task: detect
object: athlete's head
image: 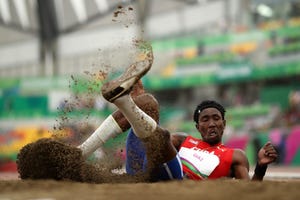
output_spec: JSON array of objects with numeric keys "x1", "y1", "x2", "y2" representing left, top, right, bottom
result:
[
  {"x1": 193, "y1": 100, "x2": 226, "y2": 122},
  {"x1": 193, "y1": 100, "x2": 226, "y2": 145}
]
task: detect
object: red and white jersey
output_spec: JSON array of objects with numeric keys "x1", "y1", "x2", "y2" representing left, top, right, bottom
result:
[{"x1": 178, "y1": 135, "x2": 234, "y2": 180}]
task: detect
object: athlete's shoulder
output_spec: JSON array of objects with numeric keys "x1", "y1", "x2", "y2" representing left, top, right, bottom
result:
[
  {"x1": 171, "y1": 132, "x2": 189, "y2": 151},
  {"x1": 185, "y1": 135, "x2": 201, "y2": 143},
  {"x1": 180, "y1": 135, "x2": 203, "y2": 148}
]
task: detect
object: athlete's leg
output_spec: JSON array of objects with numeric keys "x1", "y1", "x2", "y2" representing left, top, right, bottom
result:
[
  {"x1": 78, "y1": 92, "x2": 157, "y2": 161},
  {"x1": 124, "y1": 93, "x2": 159, "y2": 175},
  {"x1": 101, "y1": 60, "x2": 182, "y2": 181},
  {"x1": 78, "y1": 42, "x2": 155, "y2": 160},
  {"x1": 78, "y1": 82, "x2": 148, "y2": 158},
  {"x1": 78, "y1": 113, "x2": 123, "y2": 158},
  {"x1": 109, "y1": 93, "x2": 182, "y2": 181}
]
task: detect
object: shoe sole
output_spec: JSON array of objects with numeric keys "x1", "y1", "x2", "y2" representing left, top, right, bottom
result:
[{"x1": 102, "y1": 58, "x2": 152, "y2": 102}]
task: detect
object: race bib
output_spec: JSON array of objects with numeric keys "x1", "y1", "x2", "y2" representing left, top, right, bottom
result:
[{"x1": 179, "y1": 147, "x2": 220, "y2": 178}]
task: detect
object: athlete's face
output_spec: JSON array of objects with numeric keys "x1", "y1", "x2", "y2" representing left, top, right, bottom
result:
[{"x1": 195, "y1": 107, "x2": 226, "y2": 145}]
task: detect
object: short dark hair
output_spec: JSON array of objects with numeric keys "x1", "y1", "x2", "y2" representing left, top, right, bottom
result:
[{"x1": 193, "y1": 100, "x2": 226, "y2": 123}]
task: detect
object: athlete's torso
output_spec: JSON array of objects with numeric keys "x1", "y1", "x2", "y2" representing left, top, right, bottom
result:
[{"x1": 178, "y1": 135, "x2": 234, "y2": 180}]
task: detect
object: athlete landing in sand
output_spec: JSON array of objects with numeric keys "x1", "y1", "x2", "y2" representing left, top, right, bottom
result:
[
  {"x1": 95, "y1": 42, "x2": 278, "y2": 181},
  {"x1": 98, "y1": 70, "x2": 277, "y2": 181},
  {"x1": 17, "y1": 42, "x2": 277, "y2": 182},
  {"x1": 89, "y1": 44, "x2": 277, "y2": 181}
]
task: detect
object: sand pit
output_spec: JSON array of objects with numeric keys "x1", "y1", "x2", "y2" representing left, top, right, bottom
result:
[
  {"x1": 1, "y1": 167, "x2": 300, "y2": 200},
  {"x1": 1, "y1": 178, "x2": 300, "y2": 200}
]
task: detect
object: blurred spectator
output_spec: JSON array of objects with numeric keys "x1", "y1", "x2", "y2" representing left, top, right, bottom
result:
[{"x1": 284, "y1": 91, "x2": 300, "y2": 126}]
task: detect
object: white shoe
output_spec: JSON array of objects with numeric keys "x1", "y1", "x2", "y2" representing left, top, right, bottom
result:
[{"x1": 101, "y1": 45, "x2": 153, "y2": 102}]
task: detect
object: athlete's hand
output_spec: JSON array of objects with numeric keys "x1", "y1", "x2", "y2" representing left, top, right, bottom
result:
[{"x1": 257, "y1": 141, "x2": 278, "y2": 166}]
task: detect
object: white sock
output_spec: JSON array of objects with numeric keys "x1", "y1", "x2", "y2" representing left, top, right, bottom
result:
[
  {"x1": 113, "y1": 95, "x2": 157, "y2": 138},
  {"x1": 78, "y1": 115, "x2": 122, "y2": 158}
]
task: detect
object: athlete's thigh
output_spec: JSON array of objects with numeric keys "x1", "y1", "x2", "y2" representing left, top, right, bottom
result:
[{"x1": 125, "y1": 129, "x2": 146, "y2": 175}]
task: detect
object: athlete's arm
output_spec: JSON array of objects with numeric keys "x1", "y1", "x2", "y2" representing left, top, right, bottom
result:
[
  {"x1": 231, "y1": 149, "x2": 251, "y2": 180},
  {"x1": 252, "y1": 141, "x2": 278, "y2": 181},
  {"x1": 171, "y1": 133, "x2": 188, "y2": 151}
]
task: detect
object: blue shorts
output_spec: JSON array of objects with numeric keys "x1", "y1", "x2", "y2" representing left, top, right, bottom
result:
[{"x1": 125, "y1": 129, "x2": 183, "y2": 181}]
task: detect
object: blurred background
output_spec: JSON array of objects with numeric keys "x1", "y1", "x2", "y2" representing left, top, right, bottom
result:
[{"x1": 0, "y1": 0, "x2": 300, "y2": 176}]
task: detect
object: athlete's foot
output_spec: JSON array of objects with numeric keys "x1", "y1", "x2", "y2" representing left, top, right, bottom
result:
[{"x1": 101, "y1": 45, "x2": 153, "y2": 102}]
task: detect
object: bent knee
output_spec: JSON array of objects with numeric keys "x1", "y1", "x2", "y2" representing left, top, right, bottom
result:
[
  {"x1": 155, "y1": 127, "x2": 171, "y2": 143},
  {"x1": 134, "y1": 93, "x2": 159, "y2": 122}
]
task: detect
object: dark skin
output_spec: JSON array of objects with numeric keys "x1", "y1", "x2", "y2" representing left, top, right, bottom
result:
[{"x1": 171, "y1": 107, "x2": 278, "y2": 180}]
